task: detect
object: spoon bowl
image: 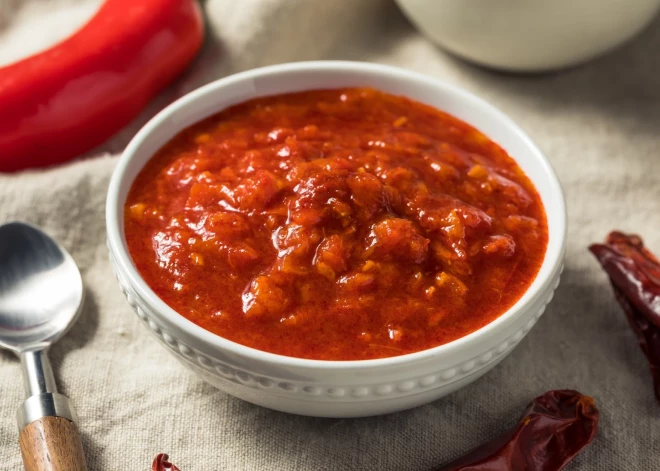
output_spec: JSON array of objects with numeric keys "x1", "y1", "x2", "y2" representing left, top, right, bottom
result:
[{"x1": 0, "y1": 222, "x2": 83, "y2": 353}]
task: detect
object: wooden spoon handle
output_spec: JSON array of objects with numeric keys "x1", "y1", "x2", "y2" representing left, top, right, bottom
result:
[{"x1": 19, "y1": 416, "x2": 87, "y2": 471}]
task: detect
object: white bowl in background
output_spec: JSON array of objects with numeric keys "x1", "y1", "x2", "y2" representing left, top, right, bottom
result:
[
  {"x1": 106, "y1": 61, "x2": 566, "y2": 417},
  {"x1": 395, "y1": 0, "x2": 660, "y2": 72}
]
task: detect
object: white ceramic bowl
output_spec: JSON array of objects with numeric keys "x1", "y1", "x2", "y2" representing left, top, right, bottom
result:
[
  {"x1": 395, "y1": 0, "x2": 660, "y2": 72},
  {"x1": 106, "y1": 61, "x2": 566, "y2": 418}
]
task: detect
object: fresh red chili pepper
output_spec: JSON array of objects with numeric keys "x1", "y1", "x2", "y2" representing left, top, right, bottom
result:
[
  {"x1": 0, "y1": 0, "x2": 204, "y2": 173},
  {"x1": 436, "y1": 390, "x2": 599, "y2": 471},
  {"x1": 590, "y1": 231, "x2": 660, "y2": 404},
  {"x1": 153, "y1": 453, "x2": 181, "y2": 471}
]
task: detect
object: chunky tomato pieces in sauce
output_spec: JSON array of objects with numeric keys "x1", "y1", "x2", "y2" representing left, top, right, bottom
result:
[{"x1": 125, "y1": 88, "x2": 548, "y2": 360}]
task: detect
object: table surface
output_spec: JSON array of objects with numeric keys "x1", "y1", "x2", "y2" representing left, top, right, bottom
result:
[{"x1": 1, "y1": 1, "x2": 659, "y2": 469}]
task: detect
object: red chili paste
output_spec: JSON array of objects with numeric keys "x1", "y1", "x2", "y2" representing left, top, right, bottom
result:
[{"x1": 125, "y1": 88, "x2": 548, "y2": 360}]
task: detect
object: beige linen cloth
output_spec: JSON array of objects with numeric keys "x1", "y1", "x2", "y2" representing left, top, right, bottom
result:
[{"x1": 1, "y1": 1, "x2": 660, "y2": 469}]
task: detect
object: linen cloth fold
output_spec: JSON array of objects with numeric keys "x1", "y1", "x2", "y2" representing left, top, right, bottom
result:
[{"x1": 1, "y1": 1, "x2": 659, "y2": 469}]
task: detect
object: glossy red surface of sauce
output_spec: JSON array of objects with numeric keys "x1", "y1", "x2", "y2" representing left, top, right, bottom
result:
[{"x1": 125, "y1": 88, "x2": 548, "y2": 360}]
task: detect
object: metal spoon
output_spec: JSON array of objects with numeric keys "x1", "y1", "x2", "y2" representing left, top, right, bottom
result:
[{"x1": 0, "y1": 222, "x2": 87, "y2": 471}]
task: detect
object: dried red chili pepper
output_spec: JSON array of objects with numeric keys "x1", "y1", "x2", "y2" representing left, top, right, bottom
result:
[
  {"x1": 0, "y1": 0, "x2": 204, "y2": 172},
  {"x1": 436, "y1": 390, "x2": 599, "y2": 471},
  {"x1": 590, "y1": 231, "x2": 660, "y2": 403},
  {"x1": 153, "y1": 453, "x2": 181, "y2": 471}
]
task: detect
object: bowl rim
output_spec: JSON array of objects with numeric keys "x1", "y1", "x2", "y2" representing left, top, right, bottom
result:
[{"x1": 106, "y1": 60, "x2": 566, "y2": 371}]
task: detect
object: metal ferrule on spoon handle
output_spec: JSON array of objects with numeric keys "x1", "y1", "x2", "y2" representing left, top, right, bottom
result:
[{"x1": 16, "y1": 349, "x2": 78, "y2": 431}]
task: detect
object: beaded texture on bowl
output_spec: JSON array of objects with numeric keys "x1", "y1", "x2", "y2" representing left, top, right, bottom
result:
[{"x1": 110, "y1": 246, "x2": 561, "y2": 402}]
